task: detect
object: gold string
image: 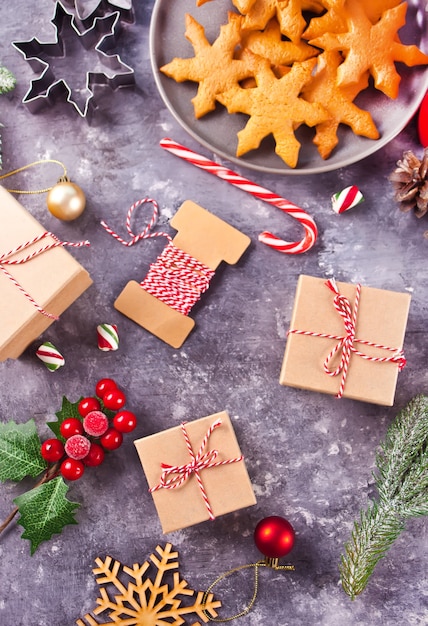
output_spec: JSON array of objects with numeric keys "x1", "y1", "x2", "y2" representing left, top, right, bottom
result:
[
  {"x1": 202, "y1": 559, "x2": 295, "y2": 622},
  {"x1": 0, "y1": 159, "x2": 68, "y2": 194}
]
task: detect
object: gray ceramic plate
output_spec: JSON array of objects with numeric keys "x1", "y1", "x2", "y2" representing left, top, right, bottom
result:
[{"x1": 150, "y1": 0, "x2": 428, "y2": 175}]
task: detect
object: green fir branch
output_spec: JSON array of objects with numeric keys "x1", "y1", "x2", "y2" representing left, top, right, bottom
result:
[
  {"x1": 0, "y1": 65, "x2": 16, "y2": 169},
  {"x1": 376, "y1": 395, "x2": 428, "y2": 507},
  {"x1": 339, "y1": 395, "x2": 428, "y2": 599},
  {"x1": 0, "y1": 66, "x2": 16, "y2": 94}
]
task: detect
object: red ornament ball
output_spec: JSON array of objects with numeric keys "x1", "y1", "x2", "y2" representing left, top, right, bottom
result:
[
  {"x1": 418, "y1": 91, "x2": 428, "y2": 147},
  {"x1": 254, "y1": 516, "x2": 295, "y2": 558}
]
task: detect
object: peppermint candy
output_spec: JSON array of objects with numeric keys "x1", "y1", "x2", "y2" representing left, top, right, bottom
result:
[
  {"x1": 331, "y1": 185, "x2": 364, "y2": 214},
  {"x1": 97, "y1": 323, "x2": 119, "y2": 351},
  {"x1": 36, "y1": 341, "x2": 65, "y2": 371}
]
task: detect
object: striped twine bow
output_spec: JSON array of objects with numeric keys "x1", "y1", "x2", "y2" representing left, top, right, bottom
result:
[
  {"x1": 150, "y1": 419, "x2": 244, "y2": 520},
  {"x1": 100, "y1": 197, "x2": 215, "y2": 316},
  {"x1": 0, "y1": 231, "x2": 90, "y2": 319},
  {"x1": 288, "y1": 278, "x2": 406, "y2": 399},
  {"x1": 100, "y1": 197, "x2": 169, "y2": 246}
]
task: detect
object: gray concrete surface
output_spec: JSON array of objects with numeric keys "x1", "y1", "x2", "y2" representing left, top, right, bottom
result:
[{"x1": 0, "y1": 2, "x2": 427, "y2": 625}]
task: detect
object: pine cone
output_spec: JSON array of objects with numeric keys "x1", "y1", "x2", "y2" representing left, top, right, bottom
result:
[{"x1": 389, "y1": 147, "x2": 428, "y2": 217}]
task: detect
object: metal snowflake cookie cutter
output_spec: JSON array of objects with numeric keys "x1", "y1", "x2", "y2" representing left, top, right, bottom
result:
[
  {"x1": 12, "y1": 1, "x2": 135, "y2": 119},
  {"x1": 60, "y1": 0, "x2": 134, "y2": 26}
]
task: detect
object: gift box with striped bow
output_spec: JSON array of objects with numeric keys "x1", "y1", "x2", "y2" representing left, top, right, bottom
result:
[
  {"x1": 280, "y1": 275, "x2": 411, "y2": 406},
  {"x1": 134, "y1": 411, "x2": 257, "y2": 533},
  {"x1": 0, "y1": 187, "x2": 92, "y2": 360}
]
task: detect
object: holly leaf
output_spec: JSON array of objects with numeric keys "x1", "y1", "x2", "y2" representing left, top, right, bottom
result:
[
  {"x1": 47, "y1": 395, "x2": 83, "y2": 440},
  {"x1": 0, "y1": 420, "x2": 47, "y2": 482},
  {"x1": 14, "y1": 476, "x2": 80, "y2": 554}
]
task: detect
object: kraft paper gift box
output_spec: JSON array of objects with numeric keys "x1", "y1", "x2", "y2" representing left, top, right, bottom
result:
[
  {"x1": 279, "y1": 275, "x2": 411, "y2": 406},
  {"x1": 0, "y1": 186, "x2": 92, "y2": 361},
  {"x1": 134, "y1": 411, "x2": 257, "y2": 533}
]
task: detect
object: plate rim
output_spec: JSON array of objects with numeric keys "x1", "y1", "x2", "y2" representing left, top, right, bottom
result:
[{"x1": 149, "y1": 0, "x2": 428, "y2": 176}]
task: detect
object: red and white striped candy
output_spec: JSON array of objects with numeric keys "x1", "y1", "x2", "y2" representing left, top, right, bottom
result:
[
  {"x1": 331, "y1": 185, "x2": 364, "y2": 214},
  {"x1": 97, "y1": 323, "x2": 119, "y2": 351},
  {"x1": 159, "y1": 138, "x2": 318, "y2": 255},
  {"x1": 36, "y1": 341, "x2": 65, "y2": 371}
]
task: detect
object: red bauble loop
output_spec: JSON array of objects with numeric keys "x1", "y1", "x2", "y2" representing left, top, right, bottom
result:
[{"x1": 254, "y1": 516, "x2": 295, "y2": 558}]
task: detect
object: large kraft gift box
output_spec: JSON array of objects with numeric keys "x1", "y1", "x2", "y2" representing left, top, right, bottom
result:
[
  {"x1": 280, "y1": 275, "x2": 411, "y2": 406},
  {"x1": 0, "y1": 186, "x2": 92, "y2": 361},
  {"x1": 134, "y1": 411, "x2": 257, "y2": 533}
]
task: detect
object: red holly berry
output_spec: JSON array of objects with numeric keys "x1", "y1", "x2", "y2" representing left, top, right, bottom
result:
[
  {"x1": 83, "y1": 443, "x2": 105, "y2": 467},
  {"x1": 95, "y1": 378, "x2": 117, "y2": 398},
  {"x1": 113, "y1": 410, "x2": 137, "y2": 433},
  {"x1": 83, "y1": 410, "x2": 109, "y2": 437},
  {"x1": 64, "y1": 434, "x2": 91, "y2": 460},
  {"x1": 60, "y1": 417, "x2": 84, "y2": 439},
  {"x1": 78, "y1": 396, "x2": 101, "y2": 417},
  {"x1": 100, "y1": 427, "x2": 123, "y2": 451},
  {"x1": 41, "y1": 438, "x2": 65, "y2": 463},
  {"x1": 60, "y1": 458, "x2": 85, "y2": 481},
  {"x1": 103, "y1": 388, "x2": 126, "y2": 411}
]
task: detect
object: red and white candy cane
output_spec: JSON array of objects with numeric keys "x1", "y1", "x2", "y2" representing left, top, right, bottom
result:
[{"x1": 160, "y1": 137, "x2": 317, "y2": 255}]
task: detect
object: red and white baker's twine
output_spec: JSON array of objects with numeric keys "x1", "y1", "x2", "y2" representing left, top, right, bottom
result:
[
  {"x1": 288, "y1": 279, "x2": 406, "y2": 399},
  {"x1": 160, "y1": 137, "x2": 317, "y2": 255},
  {"x1": 0, "y1": 231, "x2": 90, "y2": 319},
  {"x1": 150, "y1": 419, "x2": 244, "y2": 520},
  {"x1": 100, "y1": 198, "x2": 215, "y2": 316}
]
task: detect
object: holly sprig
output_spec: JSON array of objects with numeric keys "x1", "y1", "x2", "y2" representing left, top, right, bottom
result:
[
  {"x1": 0, "y1": 403, "x2": 82, "y2": 554},
  {"x1": 0, "y1": 379, "x2": 137, "y2": 554},
  {"x1": 339, "y1": 394, "x2": 428, "y2": 599}
]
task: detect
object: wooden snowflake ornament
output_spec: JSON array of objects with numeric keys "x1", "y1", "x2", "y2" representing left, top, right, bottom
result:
[{"x1": 76, "y1": 543, "x2": 221, "y2": 625}]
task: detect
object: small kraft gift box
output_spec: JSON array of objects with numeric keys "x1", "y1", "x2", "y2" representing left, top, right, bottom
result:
[
  {"x1": 0, "y1": 186, "x2": 92, "y2": 361},
  {"x1": 134, "y1": 411, "x2": 257, "y2": 533},
  {"x1": 279, "y1": 275, "x2": 411, "y2": 406}
]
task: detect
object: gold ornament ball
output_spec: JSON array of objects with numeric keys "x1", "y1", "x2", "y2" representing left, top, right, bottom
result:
[{"x1": 46, "y1": 181, "x2": 86, "y2": 221}]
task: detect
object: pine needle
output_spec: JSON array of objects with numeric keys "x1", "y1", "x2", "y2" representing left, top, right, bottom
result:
[
  {"x1": 0, "y1": 66, "x2": 15, "y2": 94},
  {"x1": 339, "y1": 395, "x2": 428, "y2": 599}
]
